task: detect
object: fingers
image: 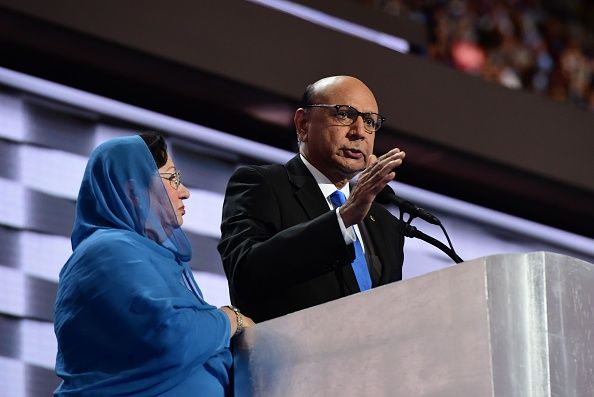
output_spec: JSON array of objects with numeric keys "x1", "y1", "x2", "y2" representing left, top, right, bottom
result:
[
  {"x1": 360, "y1": 148, "x2": 405, "y2": 186},
  {"x1": 340, "y1": 148, "x2": 405, "y2": 227},
  {"x1": 366, "y1": 148, "x2": 404, "y2": 171},
  {"x1": 375, "y1": 148, "x2": 405, "y2": 168},
  {"x1": 384, "y1": 171, "x2": 396, "y2": 184}
]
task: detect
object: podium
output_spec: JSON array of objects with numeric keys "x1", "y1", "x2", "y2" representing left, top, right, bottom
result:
[{"x1": 233, "y1": 252, "x2": 594, "y2": 396}]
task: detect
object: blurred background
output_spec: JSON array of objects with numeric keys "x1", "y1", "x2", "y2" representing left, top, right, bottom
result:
[{"x1": 0, "y1": 0, "x2": 592, "y2": 395}]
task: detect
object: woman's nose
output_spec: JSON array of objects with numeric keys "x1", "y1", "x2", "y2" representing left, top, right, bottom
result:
[{"x1": 179, "y1": 184, "x2": 190, "y2": 199}]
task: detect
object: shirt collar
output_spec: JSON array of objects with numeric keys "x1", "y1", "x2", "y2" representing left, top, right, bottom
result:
[{"x1": 300, "y1": 153, "x2": 350, "y2": 200}]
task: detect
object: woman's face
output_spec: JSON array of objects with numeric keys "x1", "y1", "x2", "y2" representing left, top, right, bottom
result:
[{"x1": 158, "y1": 154, "x2": 190, "y2": 225}]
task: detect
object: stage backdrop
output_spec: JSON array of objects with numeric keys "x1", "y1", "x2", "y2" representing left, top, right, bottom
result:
[{"x1": 0, "y1": 69, "x2": 592, "y2": 396}]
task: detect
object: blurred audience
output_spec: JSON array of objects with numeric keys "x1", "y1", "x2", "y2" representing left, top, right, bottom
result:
[{"x1": 360, "y1": 0, "x2": 594, "y2": 112}]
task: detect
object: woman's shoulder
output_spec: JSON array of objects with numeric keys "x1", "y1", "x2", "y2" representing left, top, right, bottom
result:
[
  {"x1": 81, "y1": 229, "x2": 146, "y2": 253},
  {"x1": 73, "y1": 229, "x2": 174, "y2": 264},
  {"x1": 62, "y1": 229, "x2": 171, "y2": 279}
]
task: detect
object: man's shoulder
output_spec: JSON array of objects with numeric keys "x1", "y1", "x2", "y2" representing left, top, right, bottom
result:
[
  {"x1": 231, "y1": 157, "x2": 299, "y2": 183},
  {"x1": 235, "y1": 162, "x2": 286, "y2": 175}
]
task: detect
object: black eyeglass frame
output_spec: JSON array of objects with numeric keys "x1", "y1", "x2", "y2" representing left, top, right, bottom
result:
[
  {"x1": 159, "y1": 170, "x2": 182, "y2": 190},
  {"x1": 304, "y1": 104, "x2": 386, "y2": 133}
]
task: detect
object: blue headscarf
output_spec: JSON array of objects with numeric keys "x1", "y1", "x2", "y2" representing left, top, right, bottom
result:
[
  {"x1": 71, "y1": 135, "x2": 192, "y2": 261},
  {"x1": 54, "y1": 136, "x2": 232, "y2": 396}
]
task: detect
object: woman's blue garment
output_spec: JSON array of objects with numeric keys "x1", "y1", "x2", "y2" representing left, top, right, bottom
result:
[{"x1": 54, "y1": 136, "x2": 232, "y2": 396}]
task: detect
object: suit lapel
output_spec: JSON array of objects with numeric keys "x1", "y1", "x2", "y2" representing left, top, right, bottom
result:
[
  {"x1": 362, "y1": 204, "x2": 393, "y2": 285},
  {"x1": 285, "y1": 156, "x2": 360, "y2": 294},
  {"x1": 285, "y1": 156, "x2": 332, "y2": 220}
]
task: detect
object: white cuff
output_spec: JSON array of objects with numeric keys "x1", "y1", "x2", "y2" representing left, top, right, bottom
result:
[{"x1": 335, "y1": 208, "x2": 356, "y2": 245}]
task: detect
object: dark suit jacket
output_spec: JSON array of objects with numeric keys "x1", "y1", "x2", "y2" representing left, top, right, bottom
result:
[{"x1": 218, "y1": 155, "x2": 405, "y2": 322}]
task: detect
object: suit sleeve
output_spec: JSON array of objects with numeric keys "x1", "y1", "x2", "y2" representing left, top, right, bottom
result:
[{"x1": 218, "y1": 166, "x2": 354, "y2": 297}]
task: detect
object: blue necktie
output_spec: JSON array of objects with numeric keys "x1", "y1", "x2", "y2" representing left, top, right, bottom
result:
[{"x1": 329, "y1": 190, "x2": 372, "y2": 291}]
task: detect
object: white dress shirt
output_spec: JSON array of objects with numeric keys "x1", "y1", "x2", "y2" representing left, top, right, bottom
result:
[{"x1": 299, "y1": 154, "x2": 365, "y2": 252}]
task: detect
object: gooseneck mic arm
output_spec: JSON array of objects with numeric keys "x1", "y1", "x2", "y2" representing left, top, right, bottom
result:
[
  {"x1": 376, "y1": 186, "x2": 441, "y2": 225},
  {"x1": 401, "y1": 223, "x2": 464, "y2": 264},
  {"x1": 375, "y1": 185, "x2": 464, "y2": 264}
]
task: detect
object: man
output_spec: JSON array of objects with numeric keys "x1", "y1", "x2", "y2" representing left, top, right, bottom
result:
[{"x1": 218, "y1": 76, "x2": 406, "y2": 322}]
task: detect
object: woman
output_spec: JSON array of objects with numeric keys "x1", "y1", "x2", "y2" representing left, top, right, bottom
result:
[{"x1": 54, "y1": 133, "x2": 253, "y2": 396}]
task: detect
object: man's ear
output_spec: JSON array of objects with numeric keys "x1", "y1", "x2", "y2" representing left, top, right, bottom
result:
[{"x1": 294, "y1": 108, "x2": 309, "y2": 143}]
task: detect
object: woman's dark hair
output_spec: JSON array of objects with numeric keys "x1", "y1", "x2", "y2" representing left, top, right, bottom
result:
[{"x1": 139, "y1": 132, "x2": 168, "y2": 168}]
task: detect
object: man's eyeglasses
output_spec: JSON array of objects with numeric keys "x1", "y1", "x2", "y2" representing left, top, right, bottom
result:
[
  {"x1": 304, "y1": 104, "x2": 385, "y2": 133},
  {"x1": 159, "y1": 170, "x2": 182, "y2": 190}
]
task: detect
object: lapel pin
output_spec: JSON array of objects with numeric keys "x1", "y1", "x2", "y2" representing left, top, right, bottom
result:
[{"x1": 369, "y1": 215, "x2": 376, "y2": 222}]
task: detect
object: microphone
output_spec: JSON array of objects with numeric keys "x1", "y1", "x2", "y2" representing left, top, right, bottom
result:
[
  {"x1": 375, "y1": 185, "x2": 464, "y2": 264},
  {"x1": 375, "y1": 185, "x2": 441, "y2": 225}
]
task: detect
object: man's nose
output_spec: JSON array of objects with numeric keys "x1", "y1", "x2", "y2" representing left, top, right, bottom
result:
[{"x1": 348, "y1": 116, "x2": 367, "y2": 138}]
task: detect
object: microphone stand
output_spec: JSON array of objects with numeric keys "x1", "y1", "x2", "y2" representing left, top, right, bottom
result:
[
  {"x1": 375, "y1": 185, "x2": 464, "y2": 264},
  {"x1": 394, "y1": 201, "x2": 464, "y2": 264},
  {"x1": 400, "y1": 222, "x2": 464, "y2": 264}
]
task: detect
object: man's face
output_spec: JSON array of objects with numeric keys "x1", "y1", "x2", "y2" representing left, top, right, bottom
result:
[{"x1": 297, "y1": 77, "x2": 378, "y2": 185}]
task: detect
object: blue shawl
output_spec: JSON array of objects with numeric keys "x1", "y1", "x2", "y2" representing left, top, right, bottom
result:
[{"x1": 54, "y1": 136, "x2": 232, "y2": 396}]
